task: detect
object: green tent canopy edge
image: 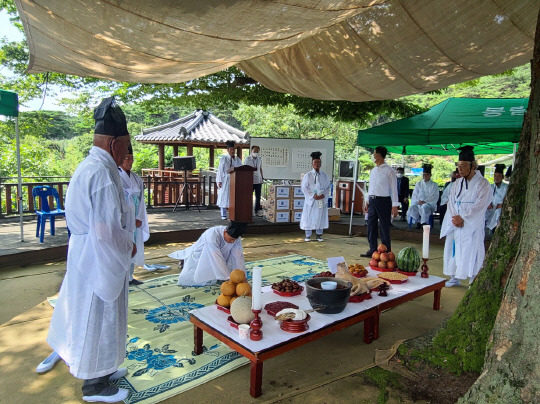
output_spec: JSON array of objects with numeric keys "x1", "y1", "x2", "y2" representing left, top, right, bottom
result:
[{"x1": 357, "y1": 97, "x2": 527, "y2": 155}]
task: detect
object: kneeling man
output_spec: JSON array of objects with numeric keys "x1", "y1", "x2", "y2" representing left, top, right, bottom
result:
[{"x1": 169, "y1": 221, "x2": 247, "y2": 286}]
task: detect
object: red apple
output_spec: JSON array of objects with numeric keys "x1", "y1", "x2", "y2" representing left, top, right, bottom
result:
[
  {"x1": 379, "y1": 253, "x2": 389, "y2": 262},
  {"x1": 377, "y1": 244, "x2": 388, "y2": 253},
  {"x1": 378, "y1": 261, "x2": 387, "y2": 269},
  {"x1": 387, "y1": 261, "x2": 396, "y2": 269},
  {"x1": 369, "y1": 259, "x2": 379, "y2": 267},
  {"x1": 388, "y1": 252, "x2": 395, "y2": 261},
  {"x1": 372, "y1": 251, "x2": 381, "y2": 260}
]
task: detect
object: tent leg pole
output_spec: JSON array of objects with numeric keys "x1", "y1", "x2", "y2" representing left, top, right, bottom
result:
[
  {"x1": 15, "y1": 117, "x2": 24, "y2": 242},
  {"x1": 348, "y1": 146, "x2": 359, "y2": 236}
]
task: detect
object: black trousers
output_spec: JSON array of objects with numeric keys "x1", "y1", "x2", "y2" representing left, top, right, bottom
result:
[
  {"x1": 367, "y1": 196, "x2": 392, "y2": 253},
  {"x1": 253, "y1": 183, "x2": 262, "y2": 212},
  {"x1": 400, "y1": 197, "x2": 409, "y2": 219}
]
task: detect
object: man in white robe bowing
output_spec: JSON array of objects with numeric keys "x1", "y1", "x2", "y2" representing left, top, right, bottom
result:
[
  {"x1": 407, "y1": 163, "x2": 439, "y2": 227},
  {"x1": 169, "y1": 221, "x2": 247, "y2": 286},
  {"x1": 485, "y1": 163, "x2": 509, "y2": 232},
  {"x1": 119, "y1": 143, "x2": 150, "y2": 285},
  {"x1": 44, "y1": 97, "x2": 135, "y2": 403},
  {"x1": 300, "y1": 151, "x2": 331, "y2": 242},
  {"x1": 216, "y1": 140, "x2": 242, "y2": 220},
  {"x1": 441, "y1": 146, "x2": 492, "y2": 288}
]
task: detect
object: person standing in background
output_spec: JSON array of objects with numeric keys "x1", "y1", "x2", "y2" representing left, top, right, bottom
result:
[
  {"x1": 396, "y1": 167, "x2": 410, "y2": 221},
  {"x1": 119, "y1": 143, "x2": 150, "y2": 286},
  {"x1": 485, "y1": 164, "x2": 508, "y2": 232},
  {"x1": 361, "y1": 146, "x2": 398, "y2": 257},
  {"x1": 216, "y1": 140, "x2": 242, "y2": 220},
  {"x1": 300, "y1": 151, "x2": 330, "y2": 242},
  {"x1": 244, "y1": 145, "x2": 264, "y2": 216}
]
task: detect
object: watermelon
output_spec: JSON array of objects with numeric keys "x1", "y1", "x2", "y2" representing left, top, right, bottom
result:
[{"x1": 396, "y1": 247, "x2": 422, "y2": 272}]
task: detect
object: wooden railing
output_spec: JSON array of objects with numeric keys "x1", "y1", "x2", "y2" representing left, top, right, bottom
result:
[{"x1": 0, "y1": 177, "x2": 70, "y2": 217}]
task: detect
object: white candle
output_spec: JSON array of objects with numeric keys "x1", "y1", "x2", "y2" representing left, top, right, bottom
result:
[
  {"x1": 422, "y1": 225, "x2": 430, "y2": 259},
  {"x1": 251, "y1": 266, "x2": 263, "y2": 310}
]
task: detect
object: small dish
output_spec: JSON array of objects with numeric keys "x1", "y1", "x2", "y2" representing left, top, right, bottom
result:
[
  {"x1": 215, "y1": 300, "x2": 231, "y2": 314},
  {"x1": 272, "y1": 286, "x2": 304, "y2": 297},
  {"x1": 369, "y1": 265, "x2": 396, "y2": 272},
  {"x1": 321, "y1": 281, "x2": 337, "y2": 290}
]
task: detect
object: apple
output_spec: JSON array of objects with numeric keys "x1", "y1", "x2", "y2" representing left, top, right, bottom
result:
[
  {"x1": 379, "y1": 253, "x2": 389, "y2": 262},
  {"x1": 387, "y1": 261, "x2": 396, "y2": 269},
  {"x1": 372, "y1": 251, "x2": 381, "y2": 260},
  {"x1": 369, "y1": 259, "x2": 379, "y2": 267},
  {"x1": 388, "y1": 252, "x2": 395, "y2": 261},
  {"x1": 377, "y1": 244, "x2": 388, "y2": 253},
  {"x1": 378, "y1": 260, "x2": 387, "y2": 269}
]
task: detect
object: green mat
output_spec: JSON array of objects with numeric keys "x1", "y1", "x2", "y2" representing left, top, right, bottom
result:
[{"x1": 112, "y1": 254, "x2": 328, "y2": 404}]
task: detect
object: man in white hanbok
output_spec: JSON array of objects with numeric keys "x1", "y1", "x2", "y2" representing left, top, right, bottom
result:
[
  {"x1": 216, "y1": 140, "x2": 242, "y2": 220},
  {"x1": 485, "y1": 164, "x2": 509, "y2": 232},
  {"x1": 441, "y1": 146, "x2": 492, "y2": 288},
  {"x1": 44, "y1": 97, "x2": 135, "y2": 403},
  {"x1": 407, "y1": 164, "x2": 439, "y2": 226},
  {"x1": 119, "y1": 143, "x2": 150, "y2": 285},
  {"x1": 300, "y1": 151, "x2": 330, "y2": 242},
  {"x1": 169, "y1": 221, "x2": 247, "y2": 286}
]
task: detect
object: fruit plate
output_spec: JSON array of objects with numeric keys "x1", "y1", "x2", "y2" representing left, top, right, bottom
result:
[
  {"x1": 215, "y1": 300, "x2": 231, "y2": 314},
  {"x1": 272, "y1": 286, "x2": 304, "y2": 297},
  {"x1": 369, "y1": 265, "x2": 398, "y2": 272},
  {"x1": 349, "y1": 292, "x2": 372, "y2": 303},
  {"x1": 227, "y1": 316, "x2": 240, "y2": 329},
  {"x1": 397, "y1": 270, "x2": 418, "y2": 276},
  {"x1": 264, "y1": 301, "x2": 299, "y2": 317},
  {"x1": 351, "y1": 272, "x2": 368, "y2": 278}
]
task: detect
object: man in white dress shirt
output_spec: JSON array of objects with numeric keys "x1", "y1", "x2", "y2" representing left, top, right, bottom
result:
[
  {"x1": 216, "y1": 140, "x2": 242, "y2": 220},
  {"x1": 361, "y1": 146, "x2": 399, "y2": 257},
  {"x1": 485, "y1": 164, "x2": 509, "y2": 232},
  {"x1": 244, "y1": 145, "x2": 264, "y2": 216},
  {"x1": 407, "y1": 164, "x2": 439, "y2": 227},
  {"x1": 441, "y1": 146, "x2": 492, "y2": 287}
]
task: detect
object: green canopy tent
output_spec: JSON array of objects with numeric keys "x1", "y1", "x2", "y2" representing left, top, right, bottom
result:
[
  {"x1": 356, "y1": 97, "x2": 527, "y2": 155},
  {"x1": 0, "y1": 90, "x2": 24, "y2": 241}
]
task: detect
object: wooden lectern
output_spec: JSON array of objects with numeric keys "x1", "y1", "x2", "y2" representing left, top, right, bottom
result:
[{"x1": 229, "y1": 165, "x2": 256, "y2": 223}]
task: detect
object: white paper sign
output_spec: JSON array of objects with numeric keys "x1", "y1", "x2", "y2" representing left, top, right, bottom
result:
[{"x1": 326, "y1": 256, "x2": 346, "y2": 274}]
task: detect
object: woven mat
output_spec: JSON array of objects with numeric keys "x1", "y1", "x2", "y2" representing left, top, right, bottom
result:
[{"x1": 71, "y1": 254, "x2": 327, "y2": 404}]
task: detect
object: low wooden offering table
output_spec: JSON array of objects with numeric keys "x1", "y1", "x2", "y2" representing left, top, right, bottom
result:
[{"x1": 190, "y1": 272, "x2": 445, "y2": 398}]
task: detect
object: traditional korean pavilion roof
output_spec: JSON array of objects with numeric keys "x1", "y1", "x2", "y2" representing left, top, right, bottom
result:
[{"x1": 134, "y1": 110, "x2": 249, "y2": 146}]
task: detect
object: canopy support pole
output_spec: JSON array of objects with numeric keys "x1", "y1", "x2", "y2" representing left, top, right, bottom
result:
[
  {"x1": 15, "y1": 116, "x2": 24, "y2": 242},
  {"x1": 348, "y1": 146, "x2": 359, "y2": 236}
]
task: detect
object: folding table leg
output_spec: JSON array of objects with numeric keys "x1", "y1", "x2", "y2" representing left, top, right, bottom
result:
[
  {"x1": 193, "y1": 325, "x2": 203, "y2": 355},
  {"x1": 250, "y1": 360, "x2": 263, "y2": 398},
  {"x1": 433, "y1": 289, "x2": 442, "y2": 310}
]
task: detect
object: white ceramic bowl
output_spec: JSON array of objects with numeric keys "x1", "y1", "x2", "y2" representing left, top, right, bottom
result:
[{"x1": 320, "y1": 281, "x2": 337, "y2": 290}]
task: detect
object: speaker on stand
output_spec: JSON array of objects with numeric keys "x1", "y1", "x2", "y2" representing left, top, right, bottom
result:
[{"x1": 172, "y1": 156, "x2": 200, "y2": 212}]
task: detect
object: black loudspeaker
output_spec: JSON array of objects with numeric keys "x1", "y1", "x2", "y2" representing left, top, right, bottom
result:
[{"x1": 173, "y1": 156, "x2": 196, "y2": 171}]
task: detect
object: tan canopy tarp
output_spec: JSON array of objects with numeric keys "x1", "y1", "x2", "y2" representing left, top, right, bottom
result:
[{"x1": 15, "y1": 0, "x2": 539, "y2": 101}]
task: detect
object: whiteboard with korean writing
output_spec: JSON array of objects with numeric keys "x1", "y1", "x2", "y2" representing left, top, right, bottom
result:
[{"x1": 249, "y1": 137, "x2": 334, "y2": 180}]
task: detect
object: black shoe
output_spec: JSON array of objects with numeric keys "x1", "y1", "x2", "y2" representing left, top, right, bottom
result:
[
  {"x1": 129, "y1": 279, "x2": 144, "y2": 286},
  {"x1": 360, "y1": 251, "x2": 373, "y2": 258},
  {"x1": 416, "y1": 223, "x2": 422, "y2": 229}
]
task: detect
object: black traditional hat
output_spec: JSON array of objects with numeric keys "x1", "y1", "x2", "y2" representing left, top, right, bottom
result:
[
  {"x1": 422, "y1": 163, "x2": 433, "y2": 174},
  {"x1": 310, "y1": 151, "x2": 322, "y2": 160},
  {"x1": 494, "y1": 163, "x2": 506, "y2": 174},
  {"x1": 93, "y1": 97, "x2": 128, "y2": 137},
  {"x1": 505, "y1": 165, "x2": 513, "y2": 178},
  {"x1": 225, "y1": 140, "x2": 236, "y2": 149},
  {"x1": 226, "y1": 221, "x2": 247, "y2": 239},
  {"x1": 457, "y1": 145, "x2": 475, "y2": 162}
]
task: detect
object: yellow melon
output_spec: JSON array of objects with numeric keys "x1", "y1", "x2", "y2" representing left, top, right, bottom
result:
[
  {"x1": 236, "y1": 281, "x2": 252, "y2": 296},
  {"x1": 230, "y1": 269, "x2": 246, "y2": 284},
  {"x1": 216, "y1": 293, "x2": 232, "y2": 308},
  {"x1": 220, "y1": 281, "x2": 236, "y2": 296}
]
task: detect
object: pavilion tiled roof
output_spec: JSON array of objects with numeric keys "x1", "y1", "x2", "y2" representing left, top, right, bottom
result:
[{"x1": 134, "y1": 110, "x2": 249, "y2": 146}]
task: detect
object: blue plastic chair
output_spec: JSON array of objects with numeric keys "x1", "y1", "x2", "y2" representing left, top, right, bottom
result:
[{"x1": 32, "y1": 186, "x2": 66, "y2": 243}]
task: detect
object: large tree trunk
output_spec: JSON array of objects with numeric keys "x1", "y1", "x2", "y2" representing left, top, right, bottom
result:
[{"x1": 458, "y1": 10, "x2": 540, "y2": 403}]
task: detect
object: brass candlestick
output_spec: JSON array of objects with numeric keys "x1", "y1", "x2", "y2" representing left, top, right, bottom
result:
[
  {"x1": 249, "y1": 310, "x2": 263, "y2": 341},
  {"x1": 421, "y1": 258, "x2": 429, "y2": 278}
]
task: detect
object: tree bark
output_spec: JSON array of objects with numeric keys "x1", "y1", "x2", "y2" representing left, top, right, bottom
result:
[{"x1": 458, "y1": 9, "x2": 540, "y2": 403}]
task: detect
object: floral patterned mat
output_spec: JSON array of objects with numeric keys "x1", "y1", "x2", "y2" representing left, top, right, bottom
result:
[{"x1": 108, "y1": 254, "x2": 327, "y2": 404}]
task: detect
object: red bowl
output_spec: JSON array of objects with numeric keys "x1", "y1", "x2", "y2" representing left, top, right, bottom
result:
[
  {"x1": 227, "y1": 316, "x2": 239, "y2": 329},
  {"x1": 351, "y1": 272, "x2": 367, "y2": 278},
  {"x1": 272, "y1": 286, "x2": 304, "y2": 297},
  {"x1": 279, "y1": 313, "x2": 310, "y2": 333},
  {"x1": 349, "y1": 292, "x2": 372, "y2": 303},
  {"x1": 370, "y1": 265, "x2": 396, "y2": 272}
]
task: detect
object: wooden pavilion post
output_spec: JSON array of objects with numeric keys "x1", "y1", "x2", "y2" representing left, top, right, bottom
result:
[
  {"x1": 209, "y1": 145, "x2": 215, "y2": 168},
  {"x1": 237, "y1": 146, "x2": 243, "y2": 160},
  {"x1": 158, "y1": 144, "x2": 165, "y2": 170},
  {"x1": 173, "y1": 145, "x2": 179, "y2": 157},
  {"x1": 187, "y1": 144, "x2": 193, "y2": 156}
]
